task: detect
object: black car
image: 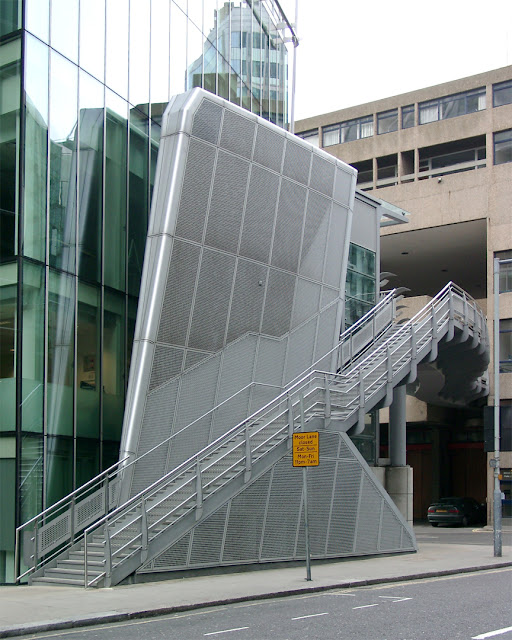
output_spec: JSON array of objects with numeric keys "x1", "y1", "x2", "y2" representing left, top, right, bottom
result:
[{"x1": 427, "y1": 497, "x2": 486, "y2": 527}]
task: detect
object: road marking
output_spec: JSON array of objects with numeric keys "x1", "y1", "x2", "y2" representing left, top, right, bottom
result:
[
  {"x1": 472, "y1": 627, "x2": 512, "y2": 639},
  {"x1": 378, "y1": 596, "x2": 413, "y2": 602},
  {"x1": 292, "y1": 612, "x2": 329, "y2": 620},
  {"x1": 353, "y1": 604, "x2": 379, "y2": 610},
  {"x1": 204, "y1": 627, "x2": 249, "y2": 636}
]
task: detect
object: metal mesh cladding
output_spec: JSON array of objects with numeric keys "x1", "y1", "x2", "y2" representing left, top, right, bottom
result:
[
  {"x1": 123, "y1": 90, "x2": 357, "y2": 501},
  {"x1": 138, "y1": 431, "x2": 415, "y2": 574}
]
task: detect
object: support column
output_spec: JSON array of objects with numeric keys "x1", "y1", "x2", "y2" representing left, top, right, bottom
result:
[
  {"x1": 386, "y1": 384, "x2": 413, "y2": 526},
  {"x1": 389, "y1": 384, "x2": 407, "y2": 466}
]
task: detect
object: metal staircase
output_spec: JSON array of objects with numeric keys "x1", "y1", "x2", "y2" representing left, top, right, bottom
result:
[{"x1": 16, "y1": 282, "x2": 488, "y2": 587}]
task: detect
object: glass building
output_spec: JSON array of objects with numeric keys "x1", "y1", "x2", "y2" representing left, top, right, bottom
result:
[{"x1": 0, "y1": 0, "x2": 291, "y2": 583}]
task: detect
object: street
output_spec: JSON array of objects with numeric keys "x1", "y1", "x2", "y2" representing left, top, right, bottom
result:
[{"x1": 22, "y1": 567, "x2": 512, "y2": 640}]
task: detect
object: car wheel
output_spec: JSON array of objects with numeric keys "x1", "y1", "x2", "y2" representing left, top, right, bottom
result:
[
  {"x1": 430, "y1": 522, "x2": 438, "y2": 527},
  {"x1": 461, "y1": 516, "x2": 469, "y2": 527}
]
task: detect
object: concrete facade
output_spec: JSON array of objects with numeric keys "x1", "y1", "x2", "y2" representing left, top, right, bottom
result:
[{"x1": 296, "y1": 66, "x2": 512, "y2": 523}]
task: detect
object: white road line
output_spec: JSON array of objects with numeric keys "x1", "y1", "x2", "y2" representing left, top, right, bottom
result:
[
  {"x1": 353, "y1": 604, "x2": 379, "y2": 610},
  {"x1": 472, "y1": 627, "x2": 512, "y2": 639},
  {"x1": 204, "y1": 627, "x2": 249, "y2": 636},
  {"x1": 291, "y1": 612, "x2": 329, "y2": 620},
  {"x1": 378, "y1": 596, "x2": 413, "y2": 602}
]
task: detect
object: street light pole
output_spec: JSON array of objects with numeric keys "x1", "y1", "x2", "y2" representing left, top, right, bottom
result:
[{"x1": 492, "y1": 257, "x2": 512, "y2": 556}]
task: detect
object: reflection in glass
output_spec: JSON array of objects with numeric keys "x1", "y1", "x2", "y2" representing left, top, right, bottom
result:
[
  {"x1": 21, "y1": 262, "x2": 45, "y2": 433},
  {"x1": 76, "y1": 438, "x2": 100, "y2": 488},
  {"x1": 128, "y1": 109, "x2": 149, "y2": 296},
  {"x1": 20, "y1": 435, "x2": 44, "y2": 523},
  {"x1": 0, "y1": 38, "x2": 20, "y2": 263},
  {"x1": 47, "y1": 270, "x2": 75, "y2": 437},
  {"x1": 0, "y1": 264, "x2": 16, "y2": 433},
  {"x1": 24, "y1": 35, "x2": 48, "y2": 263},
  {"x1": 25, "y1": 0, "x2": 49, "y2": 42},
  {"x1": 46, "y1": 436, "x2": 73, "y2": 508},
  {"x1": 105, "y1": 91, "x2": 128, "y2": 291},
  {"x1": 129, "y1": 0, "x2": 150, "y2": 108},
  {"x1": 169, "y1": 2, "x2": 187, "y2": 97},
  {"x1": 50, "y1": 0, "x2": 78, "y2": 63},
  {"x1": 0, "y1": 0, "x2": 20, "y2": 37},
  {"x1": 150, "y1": 0, "x2": 170, "y2": 106},
  {"x1": 76, "y1": 282, "x2": 100, "y2": 439},
  {"x1": 80, "y1": 0, "x2": 105, "y2": 83},
  {"x1": 106, "y1": 0, "x2": 129, "y2": 99},
  {"x1": 103, "y1": 290, "x2": 125, "y2": 443},
  {"x1": 49, "y1": 51, "x2": 78, "y2": 274},
  {"x1": 78, "y1": 71, "x2": 104, "y2": 283}
]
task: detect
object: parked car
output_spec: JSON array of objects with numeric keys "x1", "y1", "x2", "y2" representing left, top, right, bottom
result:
[{"x1": 427, "y1": 497, "x2": 486, "y2": 527}]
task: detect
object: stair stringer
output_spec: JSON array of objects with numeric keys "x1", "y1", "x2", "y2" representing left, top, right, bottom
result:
[{"x1": 136, "y1": 430, "x2": 416, "y2": 577}]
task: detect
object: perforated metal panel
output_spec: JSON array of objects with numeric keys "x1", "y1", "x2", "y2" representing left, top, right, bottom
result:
[{"x1": 119, "y1": 88, "x2": 358, "y2": 504}]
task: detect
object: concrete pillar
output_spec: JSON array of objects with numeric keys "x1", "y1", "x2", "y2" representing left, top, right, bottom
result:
[{"x1": 389, "y1": 384, "x2": 407, "y2": 467}]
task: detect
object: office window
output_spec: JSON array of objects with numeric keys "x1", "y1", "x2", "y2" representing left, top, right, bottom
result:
[
  {"x1": 496, "y1": 250, "x2": 512, "y2": 293},
  {"x1": 402, "y1": 104, "x2": 414, "y2": 129},
  {"x1": 322, "y1": 124, "x2": 340, "y2": 147},
  {"x1": 500, "y1": 319, "x2": 512, "y2": 373},
  {"x1": 493, "y1": 80, "x2": 512, "y2": 107},
  {"x1": 419, "y1": 87, "x2": 485, "y2": 124},
  {"x1": 322, "y1": 116, "x2": 373, "y2": 147},
  {"x1": 377, "y1": 109, "x2": 398, "y2": 134},
  {"x1": 297, "y1": 128, "x2": 319, "y2": 147},
  {"x1": 494, "y1": 129, "x2": 512, "y2": 165}
]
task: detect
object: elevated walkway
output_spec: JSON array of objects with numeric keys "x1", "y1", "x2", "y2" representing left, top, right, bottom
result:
[{"x1": 16, "y1": 283, "x2": 489, "y2": 587}]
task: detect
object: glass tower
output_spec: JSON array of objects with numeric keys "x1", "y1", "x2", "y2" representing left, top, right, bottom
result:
[{"x1": 0, "y1": 0, "x2": 290, "y2": 583}]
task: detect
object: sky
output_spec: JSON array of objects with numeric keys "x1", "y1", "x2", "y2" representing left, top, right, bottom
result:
[{"x1": 279, "y1": 0, "x2": 512, "y2": 122}]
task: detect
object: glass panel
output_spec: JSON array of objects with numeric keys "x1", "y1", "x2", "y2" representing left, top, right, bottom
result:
[
  {"x1": 105, "y1": 91, "x2": 128, "y2": 291},
  {"x1": 0, "y1": 264, "x2": 16, "y2": 433},
  {"x1": 0, "y1": 38, "x2": 21, "y2": 263},
  {"x1": 419, "y1": 102, "x2": 438, "y2": 124},
  {"x1": 323, "y1": 127, "x2": 340, "y2": 147},
  {"x1": 76, "y1": 282, "x2": 100, "y2": 439},
  {"x1": 496, "y1": 250, "x2": 512, "y2": 293},
  {"x1": 150, "y1": 0, "x2": 170, "y2": 106},
  {"x1": 47, "y1": 270, "x2": 75, "y2": 437},
  {"x1": 494, "y1": 130, "x2": 512, "y2": 165},
  {"x1": 79, "y1": 0, "x2": 105, "y2": 83},
  {"x1": 499, "y1": 319, "x2": 512, "y2": 373},
  {"x1": 49, "y1": 51, "x2": 78, "y2": 273},
  {"x1": 441, "y1": 95, "x2": 465, "y2": 119},
  {"x1": 25, "y1": 0, "x2": 49, "y2": 42},
  {"x1": 494, "y1": 81, "x2": 512, "y2": 107},
  {"x1": 360, "y1": 119, "x2": 373, "y2": 138},
  {"x1": 129, "y1": 0, "x2": 150, "y2": 108},
  {"x1": 20, "y1": 434, "x2": 43, "y2": 523},
  {"x1": 21, "y1": 262, "x2": 44, "y2": 433},
  {"x1": 377, "y1": 109, "x2": 398, "y2": 134},
  {"x1": 50, "y1": 0, "x2": 78, "y2": 63},
  {"x1": 24, "y1": 35, "x2": 48, "y2": 263},
  {"x1": 103, "y1": 290, "x2": 125, "y2": 444},
  {"x1": 170, "y1": 2, "x2": 187, "y2": 97},
  {"x1": 402, "y1": 104, "x2": 415, "y2": 129},
  {"x1": 77, "y1": 71, "x2": 104, "y2": 283},
  {"x1": 0, "y1": 436, "x2": 16, "y2": 583},
  {"x1": 0, "y1": 0, "x2": 20, "y2": 37},
  {"x1": 348, "y1": 243, "x2": 376, "y2": 277},
  {"x1": 216, "y1": 3, "x2": 230, "y2": 100},
  {"x1": 106, "y1": 0, "x2": 129, "y2": 99},
  {"x1": 45, "y1": 436, "x2": 73, "y2": 507},
  {"x1": 341, "y1": 122, "x2": 357, "y2": 143},
  {"x1": 76, "y1": 438, "x2": 100, "y2": 488},
  {"x1": 127, "y1": 109, "x2": 149, "y2": 297},
  {"x1": 188, "y1": 20, "x2": 204, "y2": 95}
]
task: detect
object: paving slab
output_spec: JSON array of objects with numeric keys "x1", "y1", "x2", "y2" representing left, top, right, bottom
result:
[{"x1": 0, "y1": 535, "x2": 511, "y2": 638}]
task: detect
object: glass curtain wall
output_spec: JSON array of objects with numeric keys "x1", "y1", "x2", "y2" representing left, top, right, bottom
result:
[{"x1": 0, "y1": 0, "x2": 289, "y2": 583}]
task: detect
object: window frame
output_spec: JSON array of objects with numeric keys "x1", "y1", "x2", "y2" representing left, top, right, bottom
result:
[
  {"x1": 419, "y1": 87, "x2": 486, "y2": 125},
  {"x1": 493, "y1": 79, "x2": 512, "y2": 108}
]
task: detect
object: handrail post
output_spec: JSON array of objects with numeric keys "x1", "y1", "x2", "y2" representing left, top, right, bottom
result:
[
  {"x1": 33, "y1": 521, "x2": 39, "y2": 573},
  {"x1": 287, "y1": 393, "x2": 294, "y2": 441},
  {"x1": 244, "y1": 421, "x2": 252, "y2": 481},
  {"x1": 104, "y1": 527, "x2": 112, "y2": 587},
  {"x1": 195, "y1": 458, "x2": 203, "y2": 519},
  {"x1": 84, "y1": 530, "x2": 88, "y2": 588},
  {"x1": 104, "y1": 475, "x2": 110, "y2": 515},
  {"x1": 324, "y1": 374, "x2": 331, "y2": 427},
  {"x1": 140, "y1": 497, "x2": 148, "y2": 562},
  {"x1": 70, "y1": 497, "x2": 76, "y2": 544},
  {"x1": 299, "y1": 393, "x2": 305, "y2": 432}
]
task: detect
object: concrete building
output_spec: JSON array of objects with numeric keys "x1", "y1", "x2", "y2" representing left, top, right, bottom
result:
[{"x1": 296, "y1": 66, "x2": 512, "y2": 522}]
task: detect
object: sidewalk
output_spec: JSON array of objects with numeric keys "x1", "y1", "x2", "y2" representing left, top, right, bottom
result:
[{"x1": 1, "y1": 529, "x2": 511, "y2": 638}]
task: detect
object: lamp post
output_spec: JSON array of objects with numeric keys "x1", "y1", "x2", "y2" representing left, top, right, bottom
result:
[{"x1": 492, "y1": 257, "x2": 512, "y2": 557}]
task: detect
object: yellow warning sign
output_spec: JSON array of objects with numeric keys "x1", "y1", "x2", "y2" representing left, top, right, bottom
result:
[{"x1": 292, "y1": 432, "x2": 319, "y2": 467}]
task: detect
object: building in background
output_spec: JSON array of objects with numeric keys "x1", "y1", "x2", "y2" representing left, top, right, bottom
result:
[
  {"x1": 0, "y1": 0, "x2": 292, "y2": 583},
  {"x1": 296, "y1": 66, "x2": 512, "y2": 521}
]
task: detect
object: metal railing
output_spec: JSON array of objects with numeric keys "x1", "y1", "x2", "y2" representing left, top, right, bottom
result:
[
  {"x1": 79, "y1": 282, "x2": 486, "y2": 587},
  {"x1": 15, "y1": 288, "x2": 398, "y2": 583}
]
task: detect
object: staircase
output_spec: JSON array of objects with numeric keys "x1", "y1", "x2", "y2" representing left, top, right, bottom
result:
[{"x1": 16, "y1": 282, "x2": 488, "y2": 587}]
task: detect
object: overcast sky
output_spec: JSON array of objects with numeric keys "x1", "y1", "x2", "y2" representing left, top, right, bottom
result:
[{"x1": 280, "y1": 0, "x2": 512, "y2": 122}]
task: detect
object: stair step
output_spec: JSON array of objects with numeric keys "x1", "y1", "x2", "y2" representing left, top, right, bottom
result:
[{"x1": 31, "y1": 576, "x2": 84, "y2": 587}]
